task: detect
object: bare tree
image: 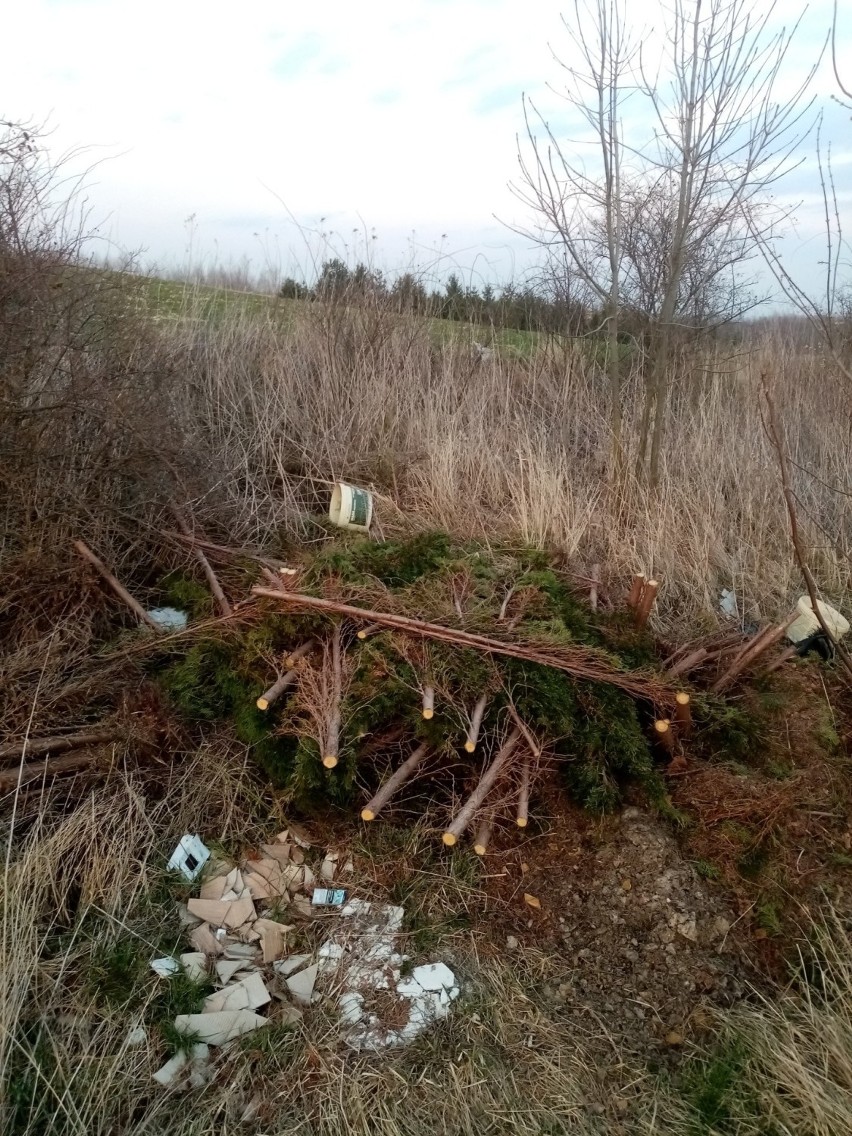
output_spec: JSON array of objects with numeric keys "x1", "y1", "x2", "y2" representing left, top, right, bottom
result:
[
  {"x1": 515, "y1": 0, "x2": 818, "y2": 483},
  {"x1": 514, "y1": 0, "x2": 634, "y2": 470}
]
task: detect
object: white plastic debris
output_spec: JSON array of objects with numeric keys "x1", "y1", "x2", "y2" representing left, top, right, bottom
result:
[
  {"x1": 719, "y1": 589, "x2": 738, "y2": 619},
  {"x1": 167, "y1": 834, "x2": 211, "y2": 881},
  {"x1": 312, "y1": 888, "x2": 346, "y2": 907},
  {"x1": 125, "y1": 1025, "x2": 147, "y2": 1047},
  {"x1": 150, "y1": 957, "x2": 181, "y2": 978},
  {"x1": 146, "y1": 607, "x2": 188, "y2": 632}
]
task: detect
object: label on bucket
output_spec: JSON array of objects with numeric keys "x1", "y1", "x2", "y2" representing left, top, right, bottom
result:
[{"x1": 348, "y1": 487, "x2": 370, "y2": 528}]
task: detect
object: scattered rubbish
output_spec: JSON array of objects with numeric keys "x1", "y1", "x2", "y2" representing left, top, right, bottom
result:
[
  {"x1": 318, "y1": 898, "x2": 461, "y2": 1050},
  {"x1": 524, "y1": 893, "x2": 541, "y2": 910},
  {"x1": 190, "y1": 923, "x2": 225, "y2": 956},
  {"x1": 285, "y1": 963, "x2": 319, "y2": 1006},
  {"x1": 215, "y1": 958, "x2": 248, "y2": 985},
  {"x1": 150, "y1": 956, "x2": 181, "y2": 978},
  {"x1": 312, "y1": 888, "x2": 346, "y2": 907},
  {"x1": 203, "y1": 972, "x2": 271, "y2": 1013},
  {"x1": 152, "y1": 1051, "x2": 190, "y2": 1087},
  {"x1": 320, "y1": 851, "x2": 339, "y2": 881},
  {"x1": 167, "y1": 834, "x2": 211, "y2": 881},
  {"x1": 125, "y1": 1025, "x2": 147, "y2": 1047},
  {"x1": 506, "y1": 936, "x2": 519, "y2": 950},
  {"x1": 145, "y1": 606, "x2": 188, "y2": 632},
  {"x1": 719, "y1": 588, "x2": 738, "y2": 619},
  {"x1": 329, "y1": 482, "x2": 373, "y2": 532},
  {"x1": 174, "y1": 1010, "x2": 268, "y2": 1046},
  {"x1": 152, "y1": 1043, "x2": 212, "y2": 1089},
  {"x1": 786, "y1": 595, "x2": 849, "y2": 646},
  {"x1": 273, "y1": 954, "x2": 312, "y2": 978}
]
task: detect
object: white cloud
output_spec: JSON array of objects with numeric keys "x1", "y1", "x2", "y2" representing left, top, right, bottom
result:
[{"x1": 3, "y1": 0, "x2": 848, "y2": 292}]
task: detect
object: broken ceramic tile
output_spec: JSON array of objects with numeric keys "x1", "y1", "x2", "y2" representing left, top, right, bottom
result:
[
  {"x1": 222, "y1": 941, "x2": 260, "y2": 961},
  {"x1": 153, "y1": 1050, "x2": 188, "y2": 1086},
  {"x1": 215, "y1": 958, "x2": 248, "y2": 985},
  {"x1": 176, "y1": 903, "x2": 201, "y2": 928},
  {"x1": 301, "y1": 865, "x2": 316, "y2": 892},
  {"x1": 174, "y1": 1009, "x2": 268, "y2": 1046},
  {"x1": 180, "y1": 952, "x2": 208, "y2": 983},
  {"x1": 186, "y1": 898, "x2": 231, "y2": 926},
  {"x1": 290, "y1": 894, "x2": 313, "y2": 918},
  {"x1": 285, "y1": 963, "x2": 318, "y2": 1005},
  {"x1": 167, "y1": 834, "x2": 211, "y2": 881},
  {"x1": 260, "y1": 843, "x2": 292, "y2": 864},
  {"x1": 242, "y1": 870, "x2": 275, "y2": 901},
  {"x1": 223, "y1": 893, "x2": 256, "y2": 929},
  {"x1": 273, "y1": 954, "x2": 312, "y2": 978},
  {"x1": 319, "y1": 856, "x2": 337, "y2": 883},
  {"x1": 274, "y1": 829, "x2": 289, "y2": 844},
  {"x1": 150, "y1": 956, "x2": 181, "y2": 978},
  {"x1": 203, "y1": 972, "x2": 271, "y2": 1014},
  {"x1": 190, "y1": 923, "x2": 225, "y2": 956}
]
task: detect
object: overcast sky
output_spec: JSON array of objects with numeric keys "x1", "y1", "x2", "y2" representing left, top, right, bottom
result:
[{"x1": 4, "y1": 0, "x2": 849, "y2": 294}]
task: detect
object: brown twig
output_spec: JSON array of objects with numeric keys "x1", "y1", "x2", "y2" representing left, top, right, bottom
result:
[
  {"x1": 170, "y1": 504, "x2": 232, "y2": 618},
  {"x1": 0, "y1": 751, "x2": 104, "y2": 793},
  {"x1": 73, "y1": 540, "x2": 162, "y2": 631}
]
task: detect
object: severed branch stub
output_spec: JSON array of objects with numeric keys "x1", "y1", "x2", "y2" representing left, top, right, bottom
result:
[
  {"x1": 516, "y1": 755, "x2": 531, "y2": 828},
  {"x1": 443, "y1": 728, "x2": 521, "y2": 846},
  {"x1": 361, "y1": 743, "x2": 432, "y2": 821},
  {"x1": 654, "y1": 719, "x2": 675, "y2": 756},
  {"x1": 634, "y1": 579, "x2": 659, "y2": 630},
  {"x1": 627, "y1": 573, "x2": 646, "y2": 611},
  {"x1": 464, "y1": 693, "x2": 489, "y2": 753},
  {"x1": 256, "y1": 668, "x2": 299, "y2": 712},
  {"x1": 673, "y1": 692, "x2": 692, "y2": 738},
  {"x1": 473, "y1": 815, "x2": 493, "y2": 856},
  {"x1": 73, "y1": 540, "x2": 162, "y2": 632},
  {"x1": 421, "y1": 684, "x2": 435, "y2": 720},
  {"x1": 356, "y1": 623, "x2": 382, "y2": 641},
  {"x1": 323, "y1": 625, "x2": 344, "y2": 769}
]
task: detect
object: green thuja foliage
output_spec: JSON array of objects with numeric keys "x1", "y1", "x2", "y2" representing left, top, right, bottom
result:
[{"x1": 156, "y1": 532, "x2": 666, "y2": 813}]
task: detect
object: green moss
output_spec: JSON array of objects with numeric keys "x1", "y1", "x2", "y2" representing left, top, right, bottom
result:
[
  {"x1": 158, "y1": 570, "x2": 214, "y2": 619},
  {"x1": 308, "y1": 531, "x2": 455, "y2": 589}
]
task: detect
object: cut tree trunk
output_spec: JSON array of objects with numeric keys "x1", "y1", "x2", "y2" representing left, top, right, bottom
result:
[
  {"x1": 442, "y1": 729, "x2": 521, "y2": 846},
  {"x1": 360, "y1": 743, "x2": 431, "y2": 821}
]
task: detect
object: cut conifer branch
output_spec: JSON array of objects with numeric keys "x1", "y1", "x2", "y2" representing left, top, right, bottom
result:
[
  {"x1": 516, "y1": 756, "x2": 531, "y2": 828},
  {"x1": 442, "y1": 728, "x2": 521, "y2": 846},
  {"x1": 712, "y1": 618, "x2": 796, "y2": 693},
  {"x1": 473, "y1": 815, "x2": 493, "y2": 856},
  {"x1": 634, "y1": 580, "x2": 659, "y2": 629},
  {"x1": 251, "y1": 588, "x2": 675, "y2": 706},
  {"x1": 464, "y1": 693, "x2": 489, "y2": 753},
  {"x1": 73, "y1": 540, "x2": 162, "y2": 631},
  {"x1": 285, "y1": 640, "x2": 315, "y2": 668},
  {"x1": 170, "y1": 503, "x2": 232, "y2": 618},
  {"x1": 256, "y1": 668, "x2": 300, "y2": 712},
  {"x1": 360, "y1": 743, "x2": 432, "y2": 821},
  {"x1": 422, "y1": 685, "x2": 435, "y2": 720},
  {"x1": 505, "y1": 700, "x2": 542, "y2": 759},
  {"x1": 323, "y1": 625, "x2": 343, "y2": 769},
  {"x1": 666, "y1": 647, "x2": 709, "y2": 678},
  {"x1": 673, "y1": 692, "x2": 692, "y2": 738},
  {"x1": 654, "y1": 719, "x2": 675, "y2": 756},
  {"x1": 356, "y1": 623, "x2": 382, "y2": 641},
  {"x1": 627, "y1": 573, "x2": 646, "y2": 610}
]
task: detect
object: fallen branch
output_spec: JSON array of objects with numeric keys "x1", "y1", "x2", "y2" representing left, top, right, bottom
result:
[
  {"x1": 712, "y1": 619, "x2": 795, "y2": 693},
  {"x1": 73, "y1": 540, "x2": 161, "y2": 631},
  {"x1": 360, "y1": 743, "x2": 432, "y2": 821},
  {"x1": 165, "y1": 530, "x2": 286, "y2": 571},
  {"x1": 666, "y1": 647, "x2": 708, "y2": 678},
  {"x1": 251, "y1": 588, "x2": 675, "y2": 706},
  {"x1": 171, "y1": 504, "x2": 232, "y2": 618},
  {"x1": 0, "y1": 751, "x2": 103, "y2": 793},
  {"x1": 442, "y1": 729, "x2": 521, "y2": 846},
  {"x1": 0, "y1": 729, "x2": 122, "y2": 764}
]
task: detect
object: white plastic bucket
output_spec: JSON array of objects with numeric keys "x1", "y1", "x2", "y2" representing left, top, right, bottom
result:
[
  {"x1": 786, "y1": 595, "x2": 850, "y2": 645},
  {"x1": 329, "y1": 482, "x2": 373, "y2": 532}
]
